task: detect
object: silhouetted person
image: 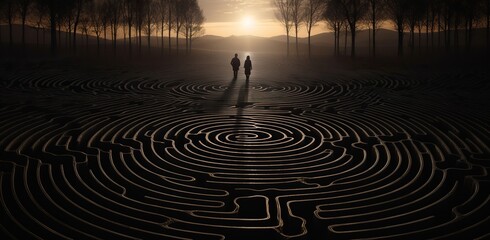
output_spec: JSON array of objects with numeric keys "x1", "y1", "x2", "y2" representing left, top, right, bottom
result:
[
  {"x1": 244, "y1": 56, "x2": 252, "y2": 81},
  {"x1": 230, "y1": 53, "x2": 241, "y2": 79}
]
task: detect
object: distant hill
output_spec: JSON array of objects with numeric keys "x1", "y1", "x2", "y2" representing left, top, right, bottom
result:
[{"x1": 1, "y1": 24, "x2": 488, "y2": 56}]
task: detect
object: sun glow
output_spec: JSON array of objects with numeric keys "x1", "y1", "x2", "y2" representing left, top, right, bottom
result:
[{"x1": 241, "y1": 16, "x2": 255, "y2": 29}]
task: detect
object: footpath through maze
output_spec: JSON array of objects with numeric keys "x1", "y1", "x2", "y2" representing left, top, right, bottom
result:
[{"x1": 0, "y1": 61, "x2": 489, "y2": 239}]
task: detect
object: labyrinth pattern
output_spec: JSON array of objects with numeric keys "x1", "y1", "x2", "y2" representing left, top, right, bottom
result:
[{"x1": 0, "y1": 61, "x2": 489, "y2": 239}]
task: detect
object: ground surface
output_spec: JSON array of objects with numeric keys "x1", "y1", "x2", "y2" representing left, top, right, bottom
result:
[{"x1": 0, "y1": 54, "x2": 489, "y2": 239}]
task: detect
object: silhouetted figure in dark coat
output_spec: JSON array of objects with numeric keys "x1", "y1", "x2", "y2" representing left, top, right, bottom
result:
[
  {"x1": 230, "y1": 53, "x2": 241, "y2": 79},
  {"x1": 244, "y1": 56, "x2": 252, "y2": 81}
]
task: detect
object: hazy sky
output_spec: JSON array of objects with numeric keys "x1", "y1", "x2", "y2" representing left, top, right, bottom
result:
[{"x1": 198, "y1": 0, "x2": 325, "y2": 37}]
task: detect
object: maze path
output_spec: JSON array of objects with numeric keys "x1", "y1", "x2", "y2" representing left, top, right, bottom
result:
[{"x1": 0, "y1": 63, "x2": 489, "y2": 239}]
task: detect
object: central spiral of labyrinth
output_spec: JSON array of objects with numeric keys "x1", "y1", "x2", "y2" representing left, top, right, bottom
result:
[{"x1": 0, "y1": 63, "x2": 489, "y2": 239}]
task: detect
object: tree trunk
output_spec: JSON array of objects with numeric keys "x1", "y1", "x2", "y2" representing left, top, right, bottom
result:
[
  {"x1": 66, "y1": 30, "x2": 70, "y2": 48},
  {"x1": 147, "y1": 20, "x2": 151, "y2": 52},
  {"x1": 454, "y1": 19, "x2": 459, "y2": 52},
  {"x1": 336, "y1": 27, "x2": 340, "y2": 56},
  {"x1": 372, "y1": 25, "x2": 376, "y2": 57},
  {"x1": 129, "y1": 23, "x2": 132, "y2": 55},
  {"x1": 161, "y1": 18, "x2": 165, "y2": 55},
  {"x1": 398, "y1": 28, "x2": 404, "y2": 56},
  {"x1": 68, "y1": 19, "x2": 72, "y2": 48},
  {"x1": 123, "y1": 25, "x2": 126, "y2": 47},
  {"x1": 446, "y1": 13, "x2": 451, "y2": 51},
  {"x1": 74, "y1": 8, "x2": 81, "y2": 51},
  {"x1": 468, "y1": 19, "x2": 473, "y2": 51},
  {"x1": 168, "y1": 9, "x2": 172, "y2": 54},
  {"x1": 97, "y1": 35, "x2": 100, "y2": 53},
  {"x1": 176, "y1": 27, "x2": 179, "y2": 55},
  {"x1": 350, "y1": 26, "x2": 356, "y2": 57},
  {"x1": 8, "y1": 14, "x2": 13, "y2": 47},
  {"x1": 113, "y1": 24, "x2": 118, "y2": 53},
  {"x1": 368, "y1": 27, "x2": 371, "y2": 56},
  {"x1": 286, "y1": 30, "x2": 290, "y2": 57},
  {"x1": 139, "y1": 27, "x2": 142, "y2": 53},
  {"x1": 22, "y1": 17, "x2": 27, "y2": 47},
  {"x1": 295, "y1": 26, "x2": 299, "y2": 57},
  {"x1": 344, "y1": 26, "x2": 348, "y2": 55},
  {"x1": 438, "y1": 13, "x2": 441, "y2": 48},
  {"x1": 185, "y1": 28, "x2": 189, "y2": 54},
  {"x1": 418, "y1": 28, "x2": 421, "y2": 53},
  {"x1": 43, "y1": 29, "x2": 46, "y2": 46},
  {"x1": 58, "y1": 23, "x2": 61, "y2": 48},
  {"x1": 371, "y1": 1, "x2": 376, "y2": 57},
  {"x1": 410, "y1": 26, "x2": 415, "y2": 54},
  {"x1": 487, "y1": 0, "x2": 489, "y2": 51},
  {"x1": 426, "y1": 8, "x2": 429, "y2": 51},
  {"x1": 148, "y1": 28, "x2": 151, "y2": 52},
  {"x1": 431, "y1": 15, "x2": 435, "y2": 49},
  {"x1": 36, "y1": 28, "x2": 40, "y2": 47},
  {"x1": 50, "y1": 9, "x2": 57, "y2": 54},
  {"x1": 307, "y1": 32, "x2": 311, "y2": 59}
]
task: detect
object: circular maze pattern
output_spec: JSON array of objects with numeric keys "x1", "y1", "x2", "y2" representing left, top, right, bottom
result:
[{"x1": 0, "y1": 62, "x2": 489, "y2": 239}]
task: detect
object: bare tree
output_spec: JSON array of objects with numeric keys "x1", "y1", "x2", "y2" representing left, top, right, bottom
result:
[
  {"x1": 157, "y1": 0, "x2": 167, "y2": 53},
  {"x1": 107, "y1": 0, "x2": 122, "y2": 52},
  {"x1": 386, "y1": 0, "x2": 409, "y2": 56},
  {"x1": 272, "y1": 0, "x2": 293, "y2": 56},
  {"x1": 188, "y1": 8, "x2": 204, "y2": 52},
  {"x1": 79, "y1": 10, "x2": 90, "y2": 47},
  {"x1": 325, "y1": 0, "x2": 346, "y2": 56},
  {"x1": 167, "y1": 0, "x2": 174, "y2": 54},
  {"x1": 406, "y1": 0, "x2": 424, "y2": 54},
  {"x1": 73, "y1": 0, "x2": 90, "y2": 50},
  {"x1": 487, "y1": 0, "x2": 490, "y2": 51},
  {"x1": 291, "y1": 0, "x2": 303, "y2": 57},
  {"x1": 123, "y1": 0, "x2": 136, "y2": 54},
  {"x1": 462, "y1": 0, "x2": 479, "y2": 50},
  {"x1": 337, "y1": 0, "x2": 367, "y2": 57},
  {"x1": 0, "y1": 0, "x2": 4, "y2": 45},
  {"x1": 61, "y1": 1, "x2": 76, "y2": 48},
  {"x1": 303, "y1": 0, "x2": 324, "y2": 58},
  {"x1": 4, "y1": 0, "x2": 16, "y2": 47},
  {"x1": 32, "y1": 1, "x2": 47, "y2": 47},
  {"x1": 142, "y1": 0, "x2": 156, "y2": 51},
  {"x1": 17, "y1": 0, "x2": 32, "y2": 47},
  {"x1": 440, "y1": 0, "x2": 454, "y2": 51},
  {"x1": 428, "y1": 0, "x2": 437, "y2": 49},
  {"x1": 453, "y1": 0, "x2": 464, "y2": 51},
  {"x1": 174, "y1": 0, "x2": 190, "y2": 55},
  {"x1": 100, "y1": 0, "x2": 109, "y2": 49},
  {"x1": 183, "y1": 0, "x2": 203, "y2": 53},
  {"x1": 121, "y1": 10, "x2": 127, "y2": 46},
  {"x1": 89, "y1": 0, "x2": 103, "y2": 51},
  {"x1": 36, "y1": 0, "x2": 66, "y2": 53},
  {"x1": 365, "y1": 0, "x2": 385, "y2": 56},
  {"x1": 134, "y1": 0, "x2": 145, "y2": 52}
]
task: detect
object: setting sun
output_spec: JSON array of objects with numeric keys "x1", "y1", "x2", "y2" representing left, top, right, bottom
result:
[{"x1": 241, "y1": 16, "x2": 255, "y2": 29}]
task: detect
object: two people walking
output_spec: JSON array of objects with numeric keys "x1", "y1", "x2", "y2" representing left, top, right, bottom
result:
[{"x1": 231, "y1": 53, "x2": 252, "y2": 80}]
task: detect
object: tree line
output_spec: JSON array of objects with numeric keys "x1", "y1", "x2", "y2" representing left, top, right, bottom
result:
[
  {"x1": 273, "y1": 0, "x2": 490, "y2": 57},
  {"x1": 0, "y1": 0, "x2": 205, "y2": 55}
]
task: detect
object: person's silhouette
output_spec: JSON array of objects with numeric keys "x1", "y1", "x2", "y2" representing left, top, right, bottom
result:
[
  {"x1": 244, "y1": 56, "x2": 252, "y2": 81},
  {"x1": 230, "y1": 53, "x2": 241, "y2": 79}
]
